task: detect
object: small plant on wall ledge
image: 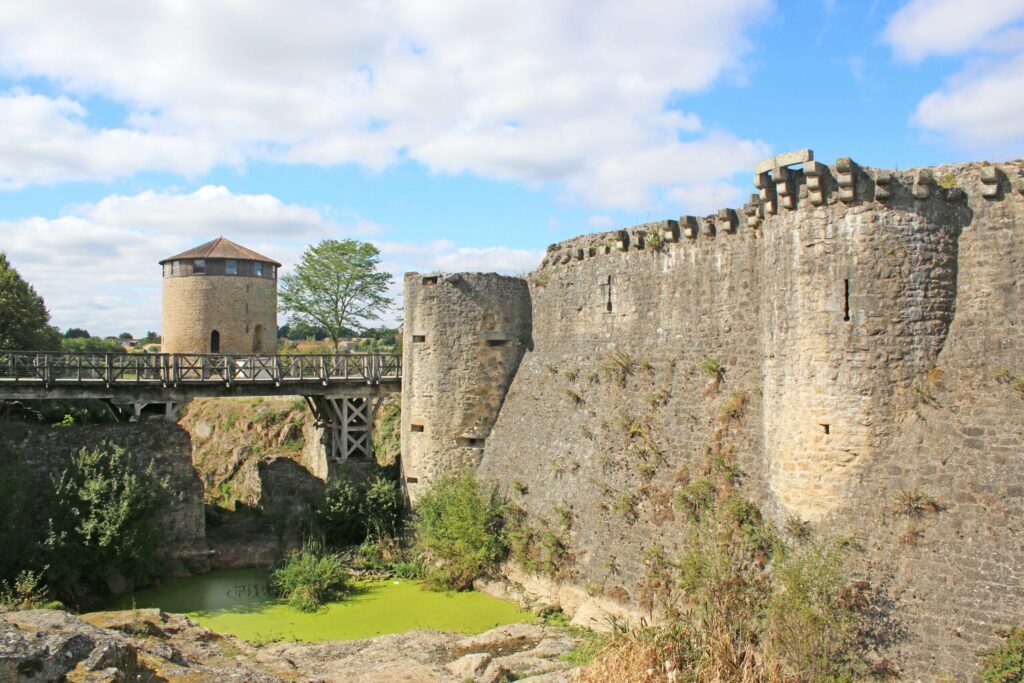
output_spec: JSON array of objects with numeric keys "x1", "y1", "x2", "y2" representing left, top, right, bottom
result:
[
  {"x1": 892, "y1": 489, "x2": 943, "y2": 517},
  {"x1": 601, "y1": 350, "x2": 635, "y2": 387}
]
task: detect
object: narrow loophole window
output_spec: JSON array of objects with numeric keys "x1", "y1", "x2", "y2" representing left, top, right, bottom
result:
[
  {"x1": 843, "y1": 279, "x2": 851, "y2": 322},
  {"x1": 412, "y1": 335, "x2": 426, "y2": 343},
  {"x1": 457, "y1": 437, "x2": 486, "y2": 448},
  {"x1": 821, "y1": 423, "x2": 831, "y2": 435},
  {"x1": 405, "y1": 476, "x2": 419, "y2": 483},
  {"x1": 486, "y1": 339, "x2": 508, "y2": 347},
  {"x1": 411, "y1": 423, "x2": 424, "y2": 433},
  {"x1": 422, "y1": 276, "x2": 439, "y2": 285}
]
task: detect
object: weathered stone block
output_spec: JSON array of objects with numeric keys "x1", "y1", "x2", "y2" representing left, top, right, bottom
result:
[{"x1": 680, "y1": 215, "x2": 699, "y2": 238}]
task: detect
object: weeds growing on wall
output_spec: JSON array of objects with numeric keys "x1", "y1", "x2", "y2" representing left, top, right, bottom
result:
[
  {"x1": 504, "y1": 503, "x2": 572, "y2": 579},
  {"x1": 580, "y1": 386, "x2": 880, "y2": 683},
  {"x1": 978, "y1": 626, "x2": 1024, "y2": 683},
  {"x1": 412, "y1": 470, "x2": 506, "y2": 590},
  {"x1": 271, "y1": 541, "x2": 350, "y2": 612}
]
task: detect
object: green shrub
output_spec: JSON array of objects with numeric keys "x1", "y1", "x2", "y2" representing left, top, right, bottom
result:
[
  {"x1": 979, "y1": 626, "x2": 1024, "y2": 683},
  {"x1": 271, "y1": 542, "x2": 350, "y2": 612},
  {"x1": 0, "y1": 569, "x2": 50, "y2": 609},
  {"x1": 45, "y1": 443, "x2": 170, "y2": 600},
  {"x1": 310, "y1": 477, "x2": 366, "y2": 546},
  {"x1": 310, "y1": 475, "x2": 402, "y2": 547},
  {"x1": 766, "y1": 540, "x2": 861, "y2": 680},
  {"x1": 363, "y1": 476, "x2": 401, "y2": 540},
  {"x1": 413, "y1": 470, "x2": 506, "y2": 590}
]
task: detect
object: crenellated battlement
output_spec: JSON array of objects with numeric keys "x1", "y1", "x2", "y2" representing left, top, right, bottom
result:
[{"x1": 537, "y1": 151, "x2": 1024, "y2": 272}]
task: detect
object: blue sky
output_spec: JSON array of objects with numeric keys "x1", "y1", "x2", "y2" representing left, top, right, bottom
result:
[{"x1": 2, "y1": 0, "x2": 1024, "y2": 335}]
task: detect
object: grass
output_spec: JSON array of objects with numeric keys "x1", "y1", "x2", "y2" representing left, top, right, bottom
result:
[
  {"x1": 271, "y1": 543, "x2": 350, "y2": 612},
  {"x1": 699, "y1": 357, "x2": 723, "y2": 380},
  {"x1": 613, "y1": 490, "x2": 638, "y2": 522},
  {"x1": 602, "y1": 350, "x2": 635, "y2": 386},
  {"x1": 892, "y1": 489, "x2": 942, "y2": 517},
  {"x1": 717, "y1": 390, "x2": 749, "y2": 423},
  {"x1": 913, "y1": 367, "x2": 942, "y2": 406},
  {"x1": 646, "y1": 226, "x2": 667, "y2": 251}
]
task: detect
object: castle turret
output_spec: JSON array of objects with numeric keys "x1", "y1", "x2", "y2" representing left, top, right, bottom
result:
[
  {"x1": 160, "y1": 237, "x2": 279, "y2": 355},
  {"x1": 401, "y1": 272, "x2": 532, "y2": 501}
]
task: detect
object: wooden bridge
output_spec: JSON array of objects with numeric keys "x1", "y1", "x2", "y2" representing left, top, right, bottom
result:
[{"x1": 0, "y1": 351, "x2": 402, "y2": 462}]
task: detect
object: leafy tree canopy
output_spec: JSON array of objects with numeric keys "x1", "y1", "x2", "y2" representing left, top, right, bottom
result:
[
  {"x1": 279, "y1": 239, "x2": 393, "y2": 351},
  {"x1": 0, "y1": 253, "x2": 62, "y2": 351},
  {"x1": 64, "y1": 328, "x2": 91, "y2": 339},
  {"x1": 61, "y1": 337, "x2": 125, "y2": 354}
]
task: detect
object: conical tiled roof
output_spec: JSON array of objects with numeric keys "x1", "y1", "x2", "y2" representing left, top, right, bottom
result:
[{"x1": 159, "y1": 237, "x2": 281, "y2": 266}]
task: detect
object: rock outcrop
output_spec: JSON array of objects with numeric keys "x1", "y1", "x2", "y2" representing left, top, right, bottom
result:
[{"x1": 0, "y1": 609, "x2": 581, "y2": 683}]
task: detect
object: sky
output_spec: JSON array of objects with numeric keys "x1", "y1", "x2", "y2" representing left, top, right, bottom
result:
[{"x1": 2, "y1": 0, "x2": 1024, "y2": 336}]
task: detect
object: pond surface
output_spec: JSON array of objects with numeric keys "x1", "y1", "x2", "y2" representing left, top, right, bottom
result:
[{"x1": 107, "y1": 569, "x2": 533, "y2": 643}]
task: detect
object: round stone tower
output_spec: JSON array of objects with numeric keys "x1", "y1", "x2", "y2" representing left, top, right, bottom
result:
[{"x1": 160, "y1": 237, "x2": 279, "y2": 354}]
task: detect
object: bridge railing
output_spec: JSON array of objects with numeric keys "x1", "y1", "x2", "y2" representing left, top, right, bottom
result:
[{"x1": 0, "y1": 351, "x2": 402, "y2": 386}]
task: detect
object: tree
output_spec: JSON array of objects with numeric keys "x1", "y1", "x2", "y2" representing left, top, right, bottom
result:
[
  {"x1": 0, "y1": 253, "x2": 61, "y2": 351},
  {"x1": 117, "y1": 332, "x2": 134, "y2": 341},
  {"x1": 279, "y1": 239, "x2": 393, "y2": 352},
  {"x1": 141, "y1": 331, "x2": 160, "y2": 344},
  {"x1": 61, "y1": 337, "x2": 125, "y2": 354},
  {"x1": 64, "y1": 328, "x2": 91, "y2": 339}
]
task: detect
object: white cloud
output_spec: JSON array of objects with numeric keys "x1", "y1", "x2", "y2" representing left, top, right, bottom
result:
[
  {"x1": 380, "y1": 241, "x2": 543, "y2": 276},
  {"x1": 0, "y1": 0, "x2": 771, "y2": 209},
  {"x1": 883, "y1": 0, "x2": 1024, "y2": 62},
  {"x1": 0, "y1": 188, "x2": 541, "y2": 335},
  {"x1": 913, "y1": 53, "x2": 1024, "y2": 147},
  {"x1": 75, "y1": 185, "x2": 357, "y2": 238},
  {"x1": 883, "y1": 0, "x2": 1024, "y2": 150},
  {"x1": 0, "y1": 91, "x2": 226, "y2": 189}
]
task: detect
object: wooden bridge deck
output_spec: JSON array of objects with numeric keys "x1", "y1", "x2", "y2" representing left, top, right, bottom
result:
[
  {"x1": 0, "y1": 351, "x2": 401, "y2": 401},
  {"x1": 0, "y1": 351, "x2": 402, "y2": 462}
]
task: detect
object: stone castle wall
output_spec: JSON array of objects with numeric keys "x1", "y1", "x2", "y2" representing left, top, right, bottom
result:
[
  {"x1": 402, "y1": 154, "x2": 1024, "y2": 678},
  {"x1": 161, "y1": 275, "x2": 277, "y2": 355}
]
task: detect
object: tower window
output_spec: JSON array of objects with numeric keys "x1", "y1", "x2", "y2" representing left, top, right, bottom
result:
[
  {"x1": 226, "y1": 259, "x2": 238, "y2": 275},
  {"x1": 254, "y1": 262, "x2": 264, "y2": 277},
  {"x1": 210, "y1": 330, "x2": 221, "y2": 354},
  {"x1": 843, "y1": 279, "x2": 851, "y2": 322},
  {"x1": 163, "y1": 263, "x2": 171, "y2": 277},
  {"x1": 171, "y1": 260, "x2": 180, "y2": 276},
  {"x1": 194, "y1": 259, "x2": 206, "y2": 275}
]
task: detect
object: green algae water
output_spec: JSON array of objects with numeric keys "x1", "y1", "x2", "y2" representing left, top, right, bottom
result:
[{"x1": 108, "y1": 568, "x2": 533, "y2": 643}]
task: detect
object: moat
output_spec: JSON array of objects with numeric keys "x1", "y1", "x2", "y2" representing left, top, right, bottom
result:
[{"x1": 107, "y1": 568, "x2": 533, "y2": 643}]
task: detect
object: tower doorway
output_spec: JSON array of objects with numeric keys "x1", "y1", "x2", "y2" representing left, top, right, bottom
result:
[{"x1": 210, "y1": 330, "x2": 221, "y2": 353}]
